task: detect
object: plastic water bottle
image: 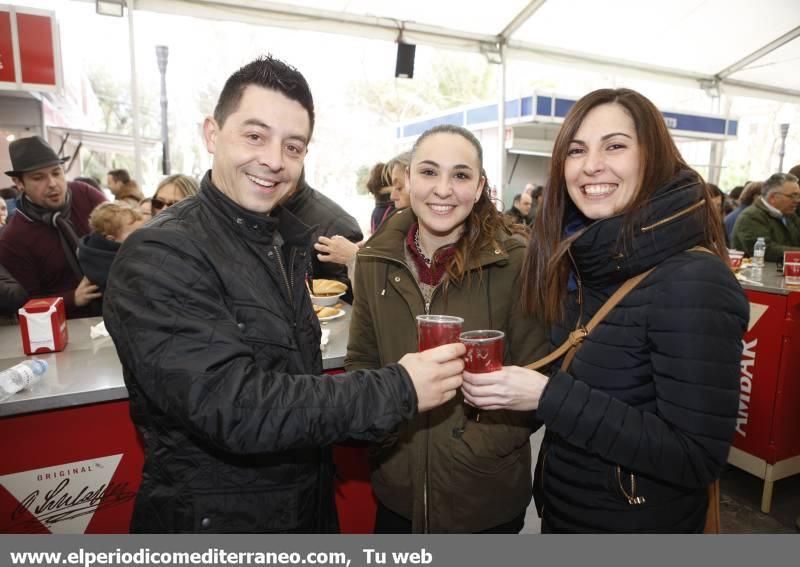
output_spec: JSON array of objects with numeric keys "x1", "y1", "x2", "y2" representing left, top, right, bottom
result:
[
  {"x1": 0, "y1": 359, "x2": 48, "y2": 402},
  {"x1": 752, "y1": 237, "x2": 766, "y2": 268}
]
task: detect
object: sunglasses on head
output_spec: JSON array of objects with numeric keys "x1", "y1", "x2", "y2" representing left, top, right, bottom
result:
[{"x1": 151, "y1": 197, "x2": 181, "y2": 210}]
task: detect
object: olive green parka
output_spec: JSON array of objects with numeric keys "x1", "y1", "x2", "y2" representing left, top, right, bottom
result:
[{"x1": 345, "y1": 208, "x2": 548, "y2": 533}]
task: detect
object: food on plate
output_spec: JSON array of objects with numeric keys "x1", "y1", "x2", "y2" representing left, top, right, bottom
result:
[
  {"x1": 315, "y1": 306, "x2": 340, "y2": 319},
  {"x1": 311, "y1": 279, "x2": 347, "y2": 296}
]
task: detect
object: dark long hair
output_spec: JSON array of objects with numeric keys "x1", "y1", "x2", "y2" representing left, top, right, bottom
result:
[
  {"x1": 522, "y1": 88, "x2": 728, "y2": 323},
  {"x1": 409, "y1": 125, "x2": 521, "y2": 285}
]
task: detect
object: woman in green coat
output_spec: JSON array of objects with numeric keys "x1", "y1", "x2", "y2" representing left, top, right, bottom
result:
[{"x1": 345, "y1": 124, "x2": 547, "y2": 533}]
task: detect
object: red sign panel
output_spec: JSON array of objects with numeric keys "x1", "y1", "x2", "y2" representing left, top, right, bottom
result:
[
  {"x1": 0, "y1": 10, "x2": 15, "y2": 83},
  {"x1": 771, "y1": 291, "x2": 800, "y2": 462},
  {"x1": 731, "y1": 293, "x2": 785, "y2": 459},
  {"x1": 0, "y1": 401, "x2": 143, "y2": 533},
  {"x1": 16, "y1": 12, "x2": 56, "y2": 87}
]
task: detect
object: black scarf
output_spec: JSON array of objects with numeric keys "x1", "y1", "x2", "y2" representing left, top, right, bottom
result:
[{"x1": 17, "y1": 190, "x2": 84, "y2": 278}]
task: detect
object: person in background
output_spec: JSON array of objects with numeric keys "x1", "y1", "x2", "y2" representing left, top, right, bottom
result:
[
  {"x1": 0, "y1": 136, "x2": 106, "y2": 318},
  {"x1": 75, "y1": 176, "x2": 102, "y2": 192},
  {"x1": 103, "y1": 55, "x2": 464, "y2": 534},
  {"x1": 525, "y1": 184, "x2": 544, "y2": 225},
  {"x1": 346, "y1": 124, "x2": 547, "y2": 533},
  {"x1": 708, "y1": 183, "x2": 728, "y2": 245},
  {"x1": 0, "y1": 186, "x2": 19, "y2": 220},
  {"x1": 283, "y1": 171, "x2": 363, "y2": 303},
  {"x1": 727, "y1": 184, "x2": 745, "y2": 210},
  {"x1": 388, "y1": 151, "x2": 412, "y2": 211},
  {"x1": 462, "y1": 88, "x2": 748, "y2": 533},
  {"x1": 138, "y1": 197, "x2": 153, "y2": 221},
  {"x1": 77, "y1": 202, "x2": 144, "y2": 292},
  {"x1": 503, "y1": 192, "x2": 532, "y2": 227},
  {"x1": 315, "y1": 153, "x2": 412, "y2": 286},
  {"x1": 367, "y1": 162, "x2": 392, "y2": 234},
  {"x1": 151, "y1": 174, "x2": 199, "y2": 215},
  {"x1": 107, "y1": 169, "x2": 144, "y2": 207},
  {"x1": 724, "y1": 181, "x2": 762, "y2": 242},
  {"x1": 0, "y1": 263, "x2": 27, "y2": 318},
  {"x1": 731, "y1": 172, "x2": 800, "y2": 260},
  {"x1": 790, "y1": 164, "x2": 800, "y2": 217}
]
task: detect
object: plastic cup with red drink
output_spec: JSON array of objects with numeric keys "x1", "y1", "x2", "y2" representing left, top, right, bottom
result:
[
  {"x1": 460, "y1": 330, "x2": 505, "y2": 373},
  {"x1": 416, "y1": 315, "x2": 464, "y2": 351}
]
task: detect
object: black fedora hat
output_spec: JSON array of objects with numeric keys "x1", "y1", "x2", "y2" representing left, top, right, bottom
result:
[{"x1": 5, "y1": 136, "x2": 69, "y2": 177}]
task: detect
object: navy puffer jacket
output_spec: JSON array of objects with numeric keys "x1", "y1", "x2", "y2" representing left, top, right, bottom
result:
[{"x1": 535, "y1": 171, "x2": 749, "y2": 533}]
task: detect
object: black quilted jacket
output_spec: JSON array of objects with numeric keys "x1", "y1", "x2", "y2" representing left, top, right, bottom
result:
[
  {"x1": 535, "y1": 172, "x2": 749, "y2": 533},
  {"x1": 104, "y1": 172, "x2": 416, "y2": 533}
]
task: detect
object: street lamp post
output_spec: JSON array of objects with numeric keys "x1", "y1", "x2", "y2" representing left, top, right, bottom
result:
[
  {"x1": 778, "y1": 123, "x2": 790, "y2": 173},
  {"x1": 156, "y1": 45, "x2": 170, "y2": 175}
]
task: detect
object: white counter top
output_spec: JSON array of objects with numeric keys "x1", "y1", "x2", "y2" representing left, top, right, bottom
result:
[{"x1": 0, "y1": 308, "x2": 351, "y2": 417}]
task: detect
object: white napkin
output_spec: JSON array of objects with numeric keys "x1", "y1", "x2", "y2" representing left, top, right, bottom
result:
[
  {"x1": 320, "y1": 328, "x2": 331, "y2": 350},
  {"x1": 90, "y1": 320, "x2": 109, "y2": 339}
]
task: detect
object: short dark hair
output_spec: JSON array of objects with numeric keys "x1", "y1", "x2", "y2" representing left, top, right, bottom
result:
[
  {"x1": 530, "y1": 185, "x2": 544, "y2": 200},
  {"x1": 788, "y1": 164, "x2": 800, "y2": 179},
  {"x1": 512, "y1": 193, "x2": 522, "y2": 205},
  {"x1": 366, "y1": 162, "x2": 387, "y2": 196},
  {"x1": 728, "y1": 185, "x2": 745, "y2": 200},
  {"x1": 108, "y1": 169, "x2": 130, "y2": 184},
  {"x1": 214, "y1": 55, "x2": 315, "y2": 138}
]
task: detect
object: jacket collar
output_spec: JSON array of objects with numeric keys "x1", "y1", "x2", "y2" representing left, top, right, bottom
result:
[
  {"x1": 282, "y1": 177, "x2": 310, "y2": 211},
  {"x1": 570, "y1": 170, "x2": 707, "y2": 286},
  {"x1": 756, "y1": 196, "x2": 784, "y2": 220},
  {"x1": 361, "y1": 207, "x2": 515, "y2": 272},
  {"x1": 198, "y1": 170, "x2": 315, "y2": 246}
]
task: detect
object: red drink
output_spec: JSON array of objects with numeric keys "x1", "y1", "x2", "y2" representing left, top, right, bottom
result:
[
  {"x1": 460, "y1": 330, "x2": 505, "y2": 373},
  {"x1": 417, "y1": 315, "x2": 464, "y2": 351}
]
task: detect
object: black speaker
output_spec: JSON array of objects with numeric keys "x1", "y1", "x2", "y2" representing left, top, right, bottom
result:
[{"x1": 395, "y1": 42, "x2": 416, "y2": 78}]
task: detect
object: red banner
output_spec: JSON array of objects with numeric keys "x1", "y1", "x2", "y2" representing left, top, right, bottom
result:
[
  {"x1": 0, "y1": 9, "x2": 58, "y2": 91},
  {"x1": 733, "y1": 290, "x2": 800, "y2": 464},
  {"x1": 17, "y1": 12, "x2": 56, "y2": 87},
  {"x1": 0, "y1": 10, "x2": 15, "y2": 83}
]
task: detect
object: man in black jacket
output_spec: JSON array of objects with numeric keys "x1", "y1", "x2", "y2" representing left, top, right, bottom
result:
[
  {"x1": 104, "y1": 55, "x2": 465, "y2": 534},
  {"x1": 283, "y1": 173, "x2": 362, "y2": 302}
]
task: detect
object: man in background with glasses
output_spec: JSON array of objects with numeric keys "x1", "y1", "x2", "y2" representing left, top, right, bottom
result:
[{"x1": 731, "y1": 172, "x2": 800, "y2": 261}]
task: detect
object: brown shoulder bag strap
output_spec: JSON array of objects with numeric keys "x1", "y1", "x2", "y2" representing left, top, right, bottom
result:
[
  {"x1": 525, "y1": 267, "x2": 655, "y2": 372},
  {"x1": 525, "y1": 245, "x2": 712, "y2": 373}
]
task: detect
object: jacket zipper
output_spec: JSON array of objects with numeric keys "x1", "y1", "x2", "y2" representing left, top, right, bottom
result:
[
  {"x1": 274, "y1": 245, "x2": 295, "y2": 309},
  {"x1": 640, "y1": 200, "x2": 705, "y2": 233},
  {"x1": 566, "y1": 247, "x2": 585, "y2": 329},
  {"x1": 539, "y1": 448, "x2": 548, "y2": 520},
  {"x1": 359, "y1": 251, "x2": 444, "y2": 533},
  {"x1": 616, "y1": 465, "x2": 646, "y2": 505}
]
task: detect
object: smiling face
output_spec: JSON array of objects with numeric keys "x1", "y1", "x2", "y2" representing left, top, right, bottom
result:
[
  {"x1": 564, "y1": 103, "x2": 642, "y2": 220},
  {"x1": 14, "y1": 165, "x2": 68, "y2": 210},
  {"x1": 408, "y1": 132, "x2": 485, "y2": 248},
  {"x1": 203, "y1": 85, "x2": 310, "y2": 214}
]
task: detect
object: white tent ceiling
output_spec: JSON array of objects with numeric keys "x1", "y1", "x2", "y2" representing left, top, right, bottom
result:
[{"x1": 135, "y1": 0, "x2": 800, "y2": 100}]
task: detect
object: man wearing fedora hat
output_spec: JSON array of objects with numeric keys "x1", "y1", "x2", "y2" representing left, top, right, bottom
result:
[{"x1": 0, "y1": 136, "x2": 106, "y2": 317}]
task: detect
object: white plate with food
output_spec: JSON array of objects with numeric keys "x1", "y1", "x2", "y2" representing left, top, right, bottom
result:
[
  {"x1": 310, "y1": 279, "x2": 348, "y2": 306},
  {"x1": 314, "y1": 305, "x2": 345, "y2": 322}
]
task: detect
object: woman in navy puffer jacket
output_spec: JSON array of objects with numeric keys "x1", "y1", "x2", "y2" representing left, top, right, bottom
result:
[{"x1": 463, "y1": 88, "x2": 749, "y2": 533}]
